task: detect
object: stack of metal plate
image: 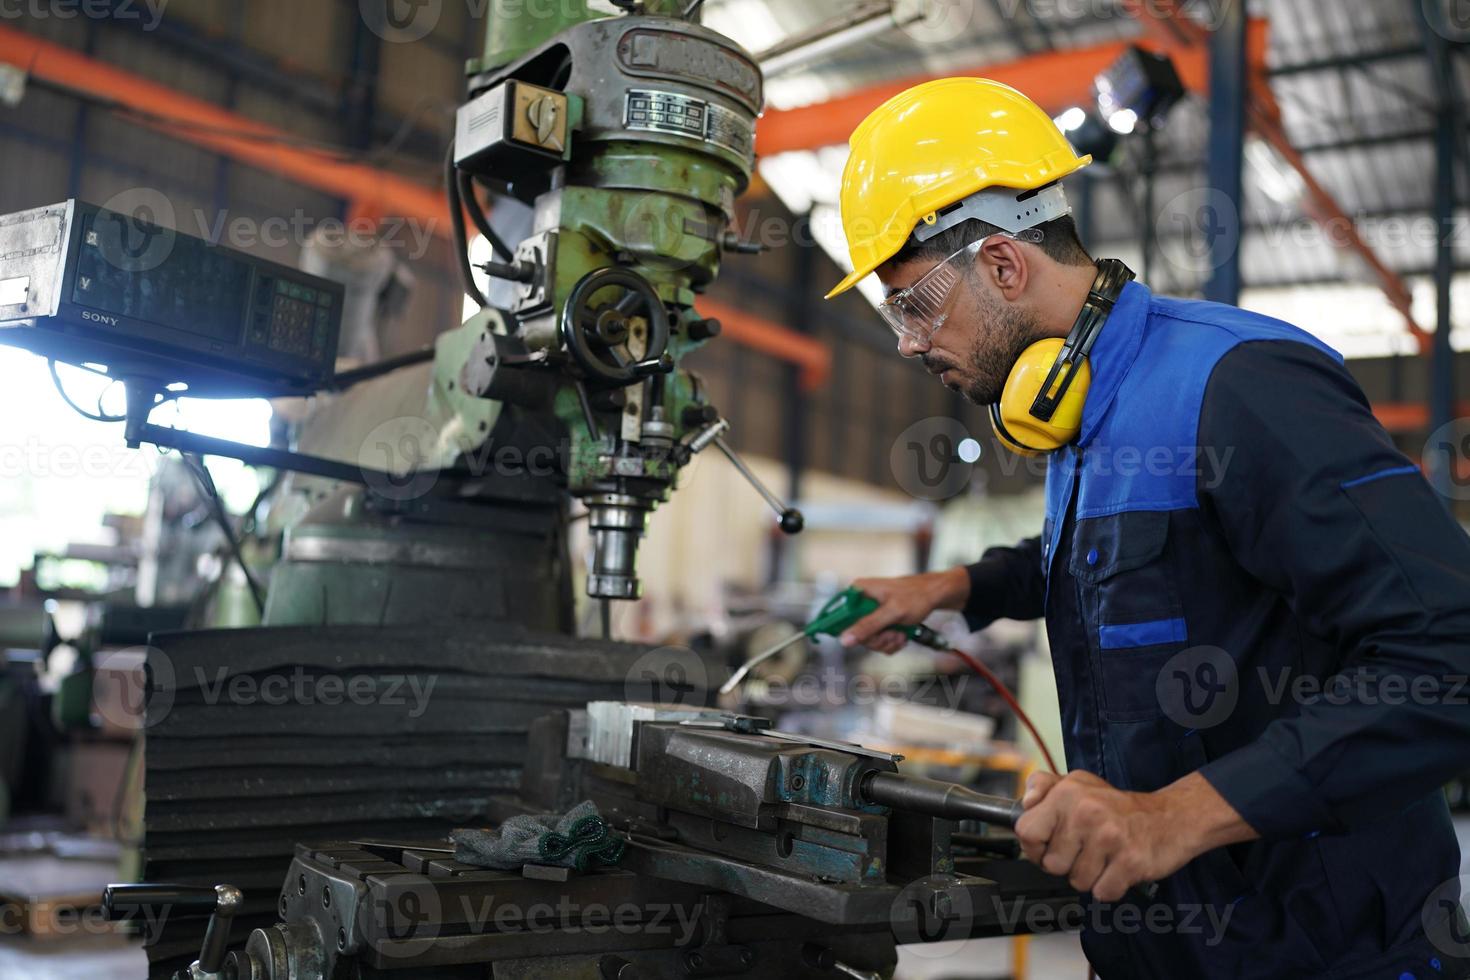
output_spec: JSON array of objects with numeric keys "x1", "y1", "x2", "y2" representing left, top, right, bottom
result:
[{"x1": 136, "y1": 621, "x2": 720, "y2": 978}]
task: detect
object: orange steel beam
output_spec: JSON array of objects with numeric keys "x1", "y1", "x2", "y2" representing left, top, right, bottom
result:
[
  {"x1": 756, "y1": 19, "x2": 1269, "y2": 158},
  {"x1": 1124, "y1": 2, "x2": 1428, "y2": 351},
  {"x1": 699, "y1": 297, "x2": 832, "y2": 390},
  {"x1": 0, "y1": 23, "x2": 450, "y2": 234},
  {"x1": 1374, "y1": 401, "x2": 1470, "y2": 433},
  {"x1": 0, "y1": 25, "x2": 834, "y2": 380}
]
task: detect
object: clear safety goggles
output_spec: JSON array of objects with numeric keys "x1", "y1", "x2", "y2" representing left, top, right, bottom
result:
[{"x1": 877, "y1": 232, "x2": 1030, "y2": 350}]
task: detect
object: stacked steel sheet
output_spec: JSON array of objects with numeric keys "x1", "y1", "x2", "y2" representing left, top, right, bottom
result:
[{"x1": 135, "y1": 622, "x2": 716, "y2": 978}]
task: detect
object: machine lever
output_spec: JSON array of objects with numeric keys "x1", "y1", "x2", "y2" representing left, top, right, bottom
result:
[
  {"x1": 800, "y1": 943, "x2": 882, "y2": 980},
  {"x1": 105, "y1": 882, "x2": 243, "y2": 978},
  {"x1": 712, "y1": 435, "x2": 804, "y2": 535},
  {"x1": 631, "y1": 353, "x2": 675, "y2": 377},
  {"x1": 861, "y1": 771, "x2": 1024, "y2": 827},
  {"x1": 858, "y1": 772, "x2": 1161, "y2": 902}
]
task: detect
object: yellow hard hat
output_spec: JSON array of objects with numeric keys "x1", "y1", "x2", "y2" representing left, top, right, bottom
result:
[{"x1": 825, "y1": 77, "x2": 1092, "y2": 299}]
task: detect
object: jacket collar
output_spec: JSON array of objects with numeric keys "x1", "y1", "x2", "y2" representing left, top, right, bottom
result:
[{"x1": 1077, "y1": 278, "x2": 1150, "y2": 448}]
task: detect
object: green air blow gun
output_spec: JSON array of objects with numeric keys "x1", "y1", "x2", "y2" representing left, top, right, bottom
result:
[
  {"x1": 719, "y1": 586, "x2": 951, "y2": 694},
  {"x1": 805, "y1": 586, "x2": 951, "y2": 650}
]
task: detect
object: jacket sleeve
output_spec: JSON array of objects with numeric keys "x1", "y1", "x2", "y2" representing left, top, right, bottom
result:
[
  {"x1": 961, "y1": 536, "x2": 1047, "y2": 630},
  {"x1": 1194, "y1": 339, "x2": 1470, "y2": 839}
]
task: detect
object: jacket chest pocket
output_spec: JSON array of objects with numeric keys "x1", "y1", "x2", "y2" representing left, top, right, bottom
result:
[{"x1": 1070, "y1": 510, "x2": 1186, "y2": 723}]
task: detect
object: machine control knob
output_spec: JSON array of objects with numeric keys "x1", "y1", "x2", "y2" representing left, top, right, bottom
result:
[
  {"x1": 687, "y1": 317, "x2": 721, "y2": 341},
  {"x1": 779, "y1": 509, "x2": 805, "y2": 535},
  {"x1": 681, "y1": 404, "x2": 720, "y2": 428}
]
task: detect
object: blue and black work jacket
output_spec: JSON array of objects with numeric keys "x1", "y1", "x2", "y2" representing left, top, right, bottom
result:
[{"x1": 963, "y1": 280, "x2": 1470, "y2": 979}]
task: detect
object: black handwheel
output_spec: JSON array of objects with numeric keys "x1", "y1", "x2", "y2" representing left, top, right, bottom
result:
[{"x1": 560, "y1": 267, "x2": 671, "y2": 387}]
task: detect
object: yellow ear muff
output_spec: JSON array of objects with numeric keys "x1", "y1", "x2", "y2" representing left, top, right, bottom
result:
[{"x1": 989, "y1": 337, "x2": 1092, "y2": 457}]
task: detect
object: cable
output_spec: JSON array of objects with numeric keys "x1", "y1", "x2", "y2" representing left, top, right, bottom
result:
[
  {"x1": 48, "y1": 360, "x2": 186, "y2": 423},
  {"x1": 458, "y1": 170, "x2": 513, "y2": 262},
  {"x1": 49, "y1": 360, "x2": 125, "y2": 422},
  {"x1": 447, "y1": 142, "x2": 491, "y2": 310},
  {"x1": 180, "y1": 453, "x2": 266, "y2": 616},
  {"x1": 241, "y1": 469, "x2": 285, "y2": 539},
  {"x1": 326, "y1": 347, "x2": 436, "y2": 391},
  {"x1": 942, "y1": 645, "x2": 1061, "y2": 775}
]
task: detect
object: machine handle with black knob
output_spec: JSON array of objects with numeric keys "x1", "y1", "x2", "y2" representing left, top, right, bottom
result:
[
  {"x1": 858, "y1": 772, "x2": 1160, "y2": 903},
  {"x1": 106, "y1": 882, "x2": 243, "y2": 978}
]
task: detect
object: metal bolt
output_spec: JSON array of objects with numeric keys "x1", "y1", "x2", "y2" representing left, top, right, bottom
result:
[
  {"x1": 321, "y1": 886, "x2": 331, "y2": 909},
  {"x1": 297, "y1": 875, "x2": 306, "y2": 896},
  {"x1": 789, "y1": 774, "x2": 806, "y2": 791},
  {"x1": 337, "y1": 928, "x2": 346, "y2": 951}
]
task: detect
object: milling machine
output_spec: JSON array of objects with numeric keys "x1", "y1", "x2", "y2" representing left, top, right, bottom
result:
[{"x1": 0, "y1": 2, "x2": 1078, "y2": 977}]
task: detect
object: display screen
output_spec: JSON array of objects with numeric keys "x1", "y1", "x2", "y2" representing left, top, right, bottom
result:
[{"x1": 70, "y1": 210, "x2": 249, "y2": 344}]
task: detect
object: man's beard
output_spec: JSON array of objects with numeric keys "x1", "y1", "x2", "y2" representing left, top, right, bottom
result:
[{"x1": 924, "y1": 290, "x2": 1040, "y2": 405}]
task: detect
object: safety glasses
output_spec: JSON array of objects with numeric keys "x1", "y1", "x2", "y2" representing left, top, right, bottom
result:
[{"x1": 877, "y1": 238, "x2": 988, "y2": 349}]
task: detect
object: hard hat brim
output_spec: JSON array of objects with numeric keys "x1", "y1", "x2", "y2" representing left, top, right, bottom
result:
[{"x1": 824, "y1": 266, "x2": 871, "y2": 300}]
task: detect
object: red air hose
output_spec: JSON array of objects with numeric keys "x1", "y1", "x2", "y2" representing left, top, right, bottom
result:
[{"x1": 942, "y1": 646, "x2": 1061, "y2": 776}]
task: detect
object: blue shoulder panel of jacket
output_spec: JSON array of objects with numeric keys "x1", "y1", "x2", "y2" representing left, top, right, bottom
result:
[{"x1": 1045, "y1": 282, "x2": 1342, "y2": 522}]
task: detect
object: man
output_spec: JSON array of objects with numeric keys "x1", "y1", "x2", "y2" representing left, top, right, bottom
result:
[{"x1": 826, "y1": 77, "x2": 1470, "y2": 978}]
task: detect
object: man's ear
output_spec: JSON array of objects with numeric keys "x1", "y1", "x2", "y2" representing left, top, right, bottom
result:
[{"x1": 977, "y1": 237, "x2": 1029, "y2": 301}]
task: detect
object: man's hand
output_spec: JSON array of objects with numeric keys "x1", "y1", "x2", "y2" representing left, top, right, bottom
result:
[
  {"x1": 840, "y1": 568, "x2": 971, "y2": 654},
  {"x1": 1015, "y1": 770, "x2": 1258, "y2": 902}
]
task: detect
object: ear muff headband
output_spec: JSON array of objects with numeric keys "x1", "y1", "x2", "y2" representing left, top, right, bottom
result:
[
  {"x1": 993, "y1": 258, "x2": 1135, "y2": 455},
  {"x1": 1029, "y1": 258, "x2": 1134, "y2": 423}
]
